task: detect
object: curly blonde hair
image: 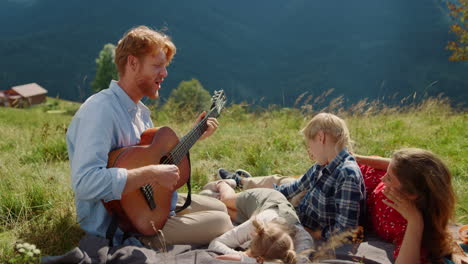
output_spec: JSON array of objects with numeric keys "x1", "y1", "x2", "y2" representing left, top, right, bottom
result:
[
  {"x1": 115, "y1": 25, "x2": 176, "y2": 76},
  {"x1": 248, "y1": 218, "x2": 297, "y2": 264}
]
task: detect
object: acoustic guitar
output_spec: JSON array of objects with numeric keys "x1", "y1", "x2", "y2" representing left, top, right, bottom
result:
[{"x1": 103, "y1": 90, "x2": 227, "y2": 236}]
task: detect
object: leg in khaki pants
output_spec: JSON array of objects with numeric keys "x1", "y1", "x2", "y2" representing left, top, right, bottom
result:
[
  {"x1": 241, "y1": 174, "x2": 296, "y2": 189},
  {"x1": 241, "y1": 175, "x2": 306, "y2": 207},
  {"x1": 140, "y1": 193, "x2": 233, "y2": 249}
]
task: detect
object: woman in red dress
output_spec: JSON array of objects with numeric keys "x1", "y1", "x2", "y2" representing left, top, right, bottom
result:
[{"x1": 355, "y1": 148, "x2": 455, "y2": 264}]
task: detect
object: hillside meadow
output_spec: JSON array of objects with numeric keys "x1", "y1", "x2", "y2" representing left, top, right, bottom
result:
[{"x1": 0, "y1": 96, "x2": 466, "y2": 262}]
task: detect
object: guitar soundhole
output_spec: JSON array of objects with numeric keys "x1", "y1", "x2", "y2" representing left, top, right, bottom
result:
[{"x1": 140, "y1": 185, "x2": 156, "y2": 210}]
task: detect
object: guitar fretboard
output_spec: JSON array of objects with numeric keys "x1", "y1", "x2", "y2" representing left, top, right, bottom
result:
[{"x1": 165, "y1": 108, "x2": 218, "y2": 165}]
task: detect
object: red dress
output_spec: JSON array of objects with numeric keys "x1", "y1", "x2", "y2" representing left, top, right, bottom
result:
[{"x1": 359, "y1": 164, "x2": 427, "y2": 263}]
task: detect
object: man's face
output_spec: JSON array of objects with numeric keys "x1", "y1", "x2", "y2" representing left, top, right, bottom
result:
[{"x1": 134, "y1": 49, "x2": 168, "y2": 99}]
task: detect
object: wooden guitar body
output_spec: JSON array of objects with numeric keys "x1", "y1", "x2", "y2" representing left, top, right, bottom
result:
[{"x1": 103, "y1": 126, "x2": 190, "y2": 235}]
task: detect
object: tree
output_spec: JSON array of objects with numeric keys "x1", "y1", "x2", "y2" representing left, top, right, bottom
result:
[
  {"x1": 165, "y1": 79, "x2": 211, "y2": 113},
  {"x1": 447, "y1": 0, "x2": 468, "y2": 61},
  {"x1": 92, "y1": 43, "x2": 118, "y2": 92}
]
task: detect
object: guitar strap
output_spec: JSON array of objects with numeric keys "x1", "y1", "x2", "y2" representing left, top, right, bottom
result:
[
  {"x1": 106, "y1": 215, "x2": 130, "y2": 247},
  {"x1": 175, "y1": 152, "x2": 192, "y2": 213}
]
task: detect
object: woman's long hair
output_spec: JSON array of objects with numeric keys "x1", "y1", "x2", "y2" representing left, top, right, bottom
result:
[{"x1": 392, "y1": 148, "x2": 455, "y2": 262}]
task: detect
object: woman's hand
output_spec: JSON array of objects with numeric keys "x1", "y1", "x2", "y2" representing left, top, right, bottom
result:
[
  {"x1": 193, "y1": 112, "x2": 219, "y2": 141},
  {"x1": 215, "y1": 253, "x2": 242, "y2": 261},
  {"x1": 382, "y1": 187, "x2": 423, "y2": 224},
  {"x1": 383, "y1": 186, "x2": 424, "y2": 264}
]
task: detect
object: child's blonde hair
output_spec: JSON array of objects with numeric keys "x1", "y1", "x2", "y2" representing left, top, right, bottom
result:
[
  {"x1": 248, "y1": 218, "x2": 297, "y2": 264},
  {"x1": 301, "y1": 112, "x2": 353, "y2": 152}
]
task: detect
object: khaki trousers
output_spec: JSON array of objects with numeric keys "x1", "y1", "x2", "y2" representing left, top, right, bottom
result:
[
  {"x1": 242, "y1": 174, "x2": 296, "y2": 189},
  {"x1": 139, "y1": 193, "x2": 233, "y2": 249},
  {"x1": 242, "y1": 175, "x2": 306, "y2": 207}
]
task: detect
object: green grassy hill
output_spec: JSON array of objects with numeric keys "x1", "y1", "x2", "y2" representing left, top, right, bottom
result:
[{"x1": 0, "y1": 97, "x2": 466, "y2": 261}]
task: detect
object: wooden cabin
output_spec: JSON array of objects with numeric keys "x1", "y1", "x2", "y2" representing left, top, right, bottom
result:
[{"x1": 0, "y1": 83, "x2": 47, "y2": 108}]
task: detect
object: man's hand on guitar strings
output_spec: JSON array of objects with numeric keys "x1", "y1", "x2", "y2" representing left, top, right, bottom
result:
[
  {"x1": 194, "y1": 111, "x2": 219, "y2": 141},
  {"x1": 151, "y1": 164, "x2": 180, "y2": 190}
]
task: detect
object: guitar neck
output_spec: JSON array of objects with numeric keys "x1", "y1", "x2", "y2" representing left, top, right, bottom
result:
[{"x1": 169, "y1": 109, "x2": 217, "y2": 164}]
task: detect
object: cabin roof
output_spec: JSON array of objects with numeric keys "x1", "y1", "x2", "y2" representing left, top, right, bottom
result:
[{"x1": 11, "y1": 83, "x2": 47, "y2": 97}]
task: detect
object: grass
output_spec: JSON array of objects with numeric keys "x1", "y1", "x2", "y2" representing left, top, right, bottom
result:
[{"x1": 0, "y1": 96, "x2": 466, "y2": 262}]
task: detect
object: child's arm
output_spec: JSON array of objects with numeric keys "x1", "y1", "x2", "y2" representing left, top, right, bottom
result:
[
  {"x1": 209, "y1": 210, "x2": 279, "y2": 256},
  {"x1": 353, "y1": 154, "x2": 390, "y2": 171},
  {"x1": 275, "y1": 165, "x2": 317, "y2": 199},
  {"x1": 209, "y1": 220, "x2": 253, "y2": 255}
]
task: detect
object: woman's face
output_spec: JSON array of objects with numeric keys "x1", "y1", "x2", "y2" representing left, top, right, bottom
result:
[{"x1": 382, "y1": 159, "x2": 402, "y2": 189}]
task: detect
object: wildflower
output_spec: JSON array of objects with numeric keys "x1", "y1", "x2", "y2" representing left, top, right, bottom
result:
[
  {"x1": 18, "y1": 248, "x2": 25, "y2": 253},
  {"x1": 27, "y1": 251, "x2": 34, "y2": 257},
  {"x1": 33, "y1": 248, "x2": 41, "y2": 255}
]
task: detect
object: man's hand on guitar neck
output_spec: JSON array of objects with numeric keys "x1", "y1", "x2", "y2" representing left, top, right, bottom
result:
[
  {"x1": 194, "y1": 111, "x2": 219, "y2": 141},
  {"x1": 123, "y1": 164, "x2": 180, "y2": 194}
]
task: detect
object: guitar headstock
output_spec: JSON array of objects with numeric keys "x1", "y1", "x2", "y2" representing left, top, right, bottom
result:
[{"x1": 209, "y1": 90, "x2": 227, "y2": 118}]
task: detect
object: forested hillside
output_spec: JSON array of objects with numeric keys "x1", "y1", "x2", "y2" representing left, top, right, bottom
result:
[{"x1": 0, "y1": 0, "x2": 466, "y2": 106}]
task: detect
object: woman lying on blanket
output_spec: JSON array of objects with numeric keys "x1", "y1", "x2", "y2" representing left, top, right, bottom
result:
[
  {"x1": 355, "y1": 148, "x2": 455, "y2": 264},
  {"x1": 202, "y1": 180, "x2": 313, "y2": 264}
]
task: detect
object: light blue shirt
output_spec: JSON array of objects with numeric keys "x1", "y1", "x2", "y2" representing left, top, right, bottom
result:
[{"x1": 66, "y1": 80, "x2": 177, "y2": 243}]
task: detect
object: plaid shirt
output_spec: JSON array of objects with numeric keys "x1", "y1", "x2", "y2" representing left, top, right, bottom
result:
[{"x1": 275, "y1": 149, "x2": 365, "y2": 240}]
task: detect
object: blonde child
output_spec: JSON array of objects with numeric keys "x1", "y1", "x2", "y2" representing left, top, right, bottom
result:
[
  {"x1": 205, "y1": 183, "x2": 310, "y2": 263},
  {"x1": 216, "y1": 113, "x2": 366, "y2": 241}
]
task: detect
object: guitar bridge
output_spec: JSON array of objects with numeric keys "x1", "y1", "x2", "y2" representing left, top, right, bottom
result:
[{"x1": 140, "y1": 184, "x2": 156, "y2": 210}]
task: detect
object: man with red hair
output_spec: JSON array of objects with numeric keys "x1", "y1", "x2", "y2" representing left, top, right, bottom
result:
[{"x1": 66, "y1": 26, "x2": 232, "y2": 248}]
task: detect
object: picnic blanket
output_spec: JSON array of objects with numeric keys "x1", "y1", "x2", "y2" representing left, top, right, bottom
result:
[
  {"x1": 41, "y1": 233, "x2": 394, "y2": 264},
  {"x1": 41, "y1": 225, "x2": 466, "y2": 263}
]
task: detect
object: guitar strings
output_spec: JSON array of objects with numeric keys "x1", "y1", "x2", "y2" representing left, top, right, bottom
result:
[
  {"x1": 144, "y1": 96, "x2": 224, "y2": 190},
  {"x1": 163, "y1": 109, "x2": 213, "y2": 165},
  {"x1": 141, "y1": 112, "x2": 211, "y2": 191},
  {"x1": 174, "y1": 94, "x2": 225, "y2": 158}
]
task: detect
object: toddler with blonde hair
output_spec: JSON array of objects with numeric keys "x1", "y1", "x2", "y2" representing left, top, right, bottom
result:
[
  {"x1": 206, "y1": 183, "x2": 311, "y2": 263},
  {"x1": 247, "y1": 218, "x2": 297, "y2": 264}
]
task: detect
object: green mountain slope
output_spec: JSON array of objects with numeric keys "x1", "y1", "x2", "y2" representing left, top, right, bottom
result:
[{"x1": 0, "y1": 0, "x2": 466, "y2": 106}]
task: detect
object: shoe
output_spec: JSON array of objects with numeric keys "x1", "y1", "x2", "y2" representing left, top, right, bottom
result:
[
  {"x1": 202, "y1": 179, "x2": 236, "y2": 192},
  {"x1": 235, "y1": 169, "x2": 252, "y2": 178},
  {"x1": 218, "y1": 168, "x2": 235, "y2": 180},
  {"x1": 218, "y1": 168, "x2": 241, "y2": 187},
  {"x1": 218, "y1": 168, "x2": 252, "y2": 187}
]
